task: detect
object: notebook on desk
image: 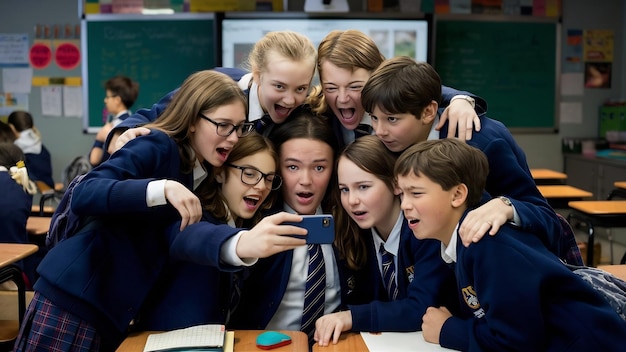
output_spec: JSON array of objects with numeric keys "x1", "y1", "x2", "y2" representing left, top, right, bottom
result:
[{"x1": 143, "y1": 324, "x2": 226, "y2": 352}]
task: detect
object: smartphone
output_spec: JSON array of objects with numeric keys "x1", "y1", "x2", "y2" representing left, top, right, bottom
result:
[{"x1": 284, "y1": 214, "x2": 334, "y2": 244}]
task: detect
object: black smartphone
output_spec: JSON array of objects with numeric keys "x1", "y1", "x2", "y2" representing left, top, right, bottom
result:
[{"x1": 284, "y1": 215, "x2": 334, "y2": 244}]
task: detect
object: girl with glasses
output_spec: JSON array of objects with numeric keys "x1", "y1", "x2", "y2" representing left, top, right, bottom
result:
[
  {"x1": 14, "y1": 70, "x2": 303, "y2": 352},
  {"x1": 138, "y1": 132, "x2": 306, "y2": 331}
]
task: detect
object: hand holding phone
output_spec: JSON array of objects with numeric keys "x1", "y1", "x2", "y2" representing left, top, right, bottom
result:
[{"x1": 284, "y1": 214, "x2": 335, "y2": 244}]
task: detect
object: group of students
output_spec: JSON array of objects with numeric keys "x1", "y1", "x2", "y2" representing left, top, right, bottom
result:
[{"x1": 8, "y1": 28, "x2": 626, "y2": 352}]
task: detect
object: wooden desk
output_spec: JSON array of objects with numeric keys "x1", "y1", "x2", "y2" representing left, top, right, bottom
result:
[
  {"x1": 117, "y1": 330, "x2": 308, "y2": 352},
  {"x1": 537, "y1": 185, "x2": 593, "y2": 208},
  {"x1": 530, "y1": 168, "x2": 567, "y2": 185},
  {"x1": 609, "y1": 181, "x2": 626, "y2": 199},
  {"x1": 568, "y1": 200, "x2": 626, "y2": 266},
  {"x1": 312, "y1": 332, "x2": 369, "y2": 351},
  {"x1": 0, "y1": 243, "x2": 39, "y2": 346},
  {"x1": 614, "y1": 181, "x2": 626, "y2": 190},
  {"x1": 26, "y1": 216, "x2": 51, "y2": 236},
  {"x1": 31, "y1": 204, "x2": 55, "y2": 216},
  {"x1": 598, "y1": 264, "x2": 626, "y2": 281}
]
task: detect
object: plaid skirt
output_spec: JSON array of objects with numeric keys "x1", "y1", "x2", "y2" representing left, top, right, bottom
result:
[{"x1": 13, "y1": 291, "x2": 105, "y2": 352}]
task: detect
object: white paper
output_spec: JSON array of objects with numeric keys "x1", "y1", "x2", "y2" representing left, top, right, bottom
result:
[
  {"x1": 63, "y1": 86, "x2": 82, "y2": 117},
  {"x1": 0, "y1": 33, "x2": 29, "y2": 66},
  {"x1": 2, "y1": 67, "x2": 33, "y2": 93},
  {"x1": 143, "y1": 324, "x2": 225, "y2": 352},
  {"x1": 41, "y1": 86, "x2": 62, "y2": 116},
  {"x1": 560, "y1": 101, "x2": 583, "y2": 124},
  {"x1": 561, "y1": 73, "x2": 584, "y2": 96},
  {"x1": 360, "y1": 331, "x2": 456, "y2": 352}
]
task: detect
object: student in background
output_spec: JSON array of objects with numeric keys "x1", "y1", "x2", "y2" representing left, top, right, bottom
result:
[
  {"x1": 0, "y1": 142, "x2": 38, "y2": 288},
  {"x1": 229, "y1": 107, "x2": 340, "y2": 345},
  {"x1": 8, "y1": 110, "x2": 55, "y2": 190},
  {"x1": 14, "y1": 70, "x2": 253, "y2": 352},
  {"x1": 306, "y1": 29, "x2": 486, "y2": 149},
  {"x1": 395, "y1": 139, "x2": 626, "y2": 351},
  {"x1": 0, "y1": 120, "x2": 16, "y2": 143},
  {"x1": 89, "y1": 75, "x2": 139, "y2": 167},
  {"x1": 314, "y1": 135, "x2": 456, "y2": 346},
  {"x1": 139, "y1": 133, "x2": 306, "y2": 331},
  {"x1": 107, "y1": 30, "x2": 317, "y2": 152},
  {"x1": 360, "y1": 57, "x2": 563, "y2": 256}
]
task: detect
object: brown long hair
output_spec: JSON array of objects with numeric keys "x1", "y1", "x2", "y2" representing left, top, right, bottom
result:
[
  {"x1": 335, "y1": 135, "x2": 398, "y2": 270},
  {"x1": 144, "y1": 70, "x2": 247, "y2": 174}
]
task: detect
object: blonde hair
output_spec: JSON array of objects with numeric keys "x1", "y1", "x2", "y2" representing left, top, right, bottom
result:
[
  {"x1": 0, "y1": 143, "x2": 37, "y2": 195},
  {"x1": 246, "y1": 31, "x2": 317, "y2": 79},
  {"x1": 308, "y1": 30, "x2": 385, "y2": 115}
]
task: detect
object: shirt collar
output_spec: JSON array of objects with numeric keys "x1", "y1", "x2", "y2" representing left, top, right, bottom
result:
[
  {"x1": 372, "y1": 211, "x2": 404, "y2": 257},
  {"x1": 192, "y1": 158, "x2": 208, "y2": 190},
  {"x1": 247, "y1": 79, "x2": 265, "y2": 122},
  {"x1": 427, "y1": 114, "x2": 441, "y2": 141},
  {"x1": 441, "y1": 223, "x2": 459, "y2": 263}
]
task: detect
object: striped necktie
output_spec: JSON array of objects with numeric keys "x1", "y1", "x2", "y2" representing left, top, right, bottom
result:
[
  {"x1": 380, "y1": 246, "x2": 399, "y2": 301},
  {"x1": 301, "y1": 244, "x2": 326, "y2": 343},
  {"x1": 225, "y1": 271, "x2": 242, "y2": 325},
  {"x1": 354, "y1": 124, "x2": 373, "y2": 139}
]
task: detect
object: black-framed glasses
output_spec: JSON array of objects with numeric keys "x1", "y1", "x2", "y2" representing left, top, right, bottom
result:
[
  {"x1": 199, "y1": 114, "x2": 255, "y2": 137},
  {"x1": 227, "y1": 163, "x2": 283, "y2": 190}
]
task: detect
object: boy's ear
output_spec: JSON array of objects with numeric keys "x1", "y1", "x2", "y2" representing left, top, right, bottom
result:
[
  {"x1": 451, "y1": 183, "x2": 468, "y2": 208},
  {"x1": 421, "y1": 101, "x2": 439, "y2": 124}
]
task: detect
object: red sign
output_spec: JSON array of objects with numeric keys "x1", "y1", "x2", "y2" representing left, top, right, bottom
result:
[
  {"x1": 29, "y1": 43, "x2": 52, "y2": 69},
  {"x1": 55, "y1": 42, "x2": 80, "y2": 70}
]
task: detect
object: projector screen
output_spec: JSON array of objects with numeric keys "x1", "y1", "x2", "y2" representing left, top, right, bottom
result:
[{"x1": 221, "y1": 18, "x2": 429, "y2": 70}]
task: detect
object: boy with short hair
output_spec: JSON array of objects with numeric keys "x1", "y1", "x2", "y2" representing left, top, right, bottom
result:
[
  {"x1": 394, "y1": 138, "x2": 626, "y2": 351},
  {"x1": 361, "y1": 56, "x2": 569, "y2": 263}
]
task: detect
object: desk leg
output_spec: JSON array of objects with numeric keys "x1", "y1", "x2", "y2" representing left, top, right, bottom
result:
[
  {"x1": 0, "y1": 264, "x2": 27, "y2": 325},
  {"x1": 568, "y1": 213, "x2": 595, "y2": 267}
]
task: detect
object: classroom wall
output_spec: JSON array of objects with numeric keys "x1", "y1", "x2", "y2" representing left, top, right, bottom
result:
[{"x1": 0, "y1": 0, "x2": 624, "y2": 177}]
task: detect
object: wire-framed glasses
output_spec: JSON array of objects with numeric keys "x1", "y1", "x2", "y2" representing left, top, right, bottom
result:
[
  {"x1": 227, "y1": 163, "x2": 282, "y2": 190},
  {"x1": 199, "y1": 114, "x2": 255, "y2": 137}
]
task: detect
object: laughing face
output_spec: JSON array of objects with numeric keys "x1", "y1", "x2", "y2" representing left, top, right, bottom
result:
[
  {"x1": 279, "y1": 138, "x2": 334, "y2": 215},
  {"x1": 255, "y1": 51, "x2": 313, "y2": 124},
  {"x1": 320, "y1": 61, "x2": 370, "y2": 131},
  {"x1": 337, "y1": 156, "x2": 400, "y2": 239},
  {"x1": 218, "y1": 151, "x2": 276, "y2": 220},
  {"x1": 189, "y1": 101, "x2": 247, "y2": 167},
  {"x1": 397, "y1": 171, "x2": 459, "y2": 243}
]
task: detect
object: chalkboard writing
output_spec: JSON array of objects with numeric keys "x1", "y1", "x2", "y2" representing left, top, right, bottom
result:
[
  {"x1": 82, "y1": 14, "x2": 215, "y2": 132},
  {"x1": 435, "y1": 17, "x2": 559, "y2": 131}
]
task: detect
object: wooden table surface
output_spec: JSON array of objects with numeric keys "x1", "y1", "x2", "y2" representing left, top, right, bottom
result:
[
  {"x1": 312, "y1": 332, "x2": 369, "y2": 351},
  {"x1": 117, "y1": 330, "x2": 309, "y2": 352},
  {"x1": 598, "y1": 264, "x2": 626, "y2": 281},
  {"x1": 536, "y1": 185, "x2": 593, "y2": 199},
  {"x1": 614, "y1": 181, "x2": 626, "y2": 190},
  {"x1": 0, "y1": 243, "x2": 39, "y2": 268},
  {"x1": 568, "y1": 200, "x2": 626, "y2": 215},
  {"x1": 530, "y1": 168, "x2": 567, "y2": 180},
  {"x1": 26, "y1": 216, "x2": 51, "y2": 236}
]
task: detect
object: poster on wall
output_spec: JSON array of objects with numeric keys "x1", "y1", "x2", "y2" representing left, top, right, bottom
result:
[{"x1": 583, "y1": 29, "x2": 613, "y2": 89}]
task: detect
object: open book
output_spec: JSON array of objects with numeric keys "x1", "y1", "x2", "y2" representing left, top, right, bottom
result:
[{"x1": 143, "y1": 324, "x2": 226, "y2": 352}]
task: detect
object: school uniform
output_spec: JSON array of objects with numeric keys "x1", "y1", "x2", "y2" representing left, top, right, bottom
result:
[
  {"x1": 97, "y1": 110, "x2": 130, "y2": 163},
  {"x1": 328, "y1": 85, "x2": 488, "y2": 150},
  {"x1": 138, "y1": 212, "x2": 246, "y2": 331},
  {"x1": 347, "y1": 213, "x2": 457, "y2": 332},
  {"x1": 440, "y1": 213, "x2": 626, "y2": 351},
  {"x1": 0, "y1": 169, "x2": 37, "y2": 285},
  {"x1": 229, "y1": 204, "x2": 341, "y2": 332},
  {"x1": 435, "y1": 116, "x2": 562, "y2": 256},
  {"x1": 14, "y1": 128, "x2": 55, "y2": 189},
  {"x1": 21, "y1": 130, "x2": 204, "y2": 350}
]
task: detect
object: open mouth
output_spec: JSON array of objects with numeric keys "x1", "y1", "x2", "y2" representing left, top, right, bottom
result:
[{"x1": 244, "y1": 195, "x2": 260, "y2": 207}]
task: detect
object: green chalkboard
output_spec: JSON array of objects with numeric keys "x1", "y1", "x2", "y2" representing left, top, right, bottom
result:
[
  {"x1": 82, "y1": 14, "x2": 215, "y2": 132},
  {"x1": 434, "y1": 17, "x2": 559, "y2": 132}
]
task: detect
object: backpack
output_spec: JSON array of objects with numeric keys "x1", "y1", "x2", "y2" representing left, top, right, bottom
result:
[
  {"x1": 567, "y1": 264, "x2": 626, "y2": 322},
  {"x1": 62, "y1": 155, "x2": 92, "y2": 188},
  {"x1": 45, "y1": 173, "x2": 90, "y2": 249}
]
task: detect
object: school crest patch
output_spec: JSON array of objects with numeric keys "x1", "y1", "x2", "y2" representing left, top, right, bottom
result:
[
  {"x1": 405, "y1": 265, "x2": 415, "y2": 283},
  {"x1": 462, "y1": 285, "x2": 485, "y2": 318}
]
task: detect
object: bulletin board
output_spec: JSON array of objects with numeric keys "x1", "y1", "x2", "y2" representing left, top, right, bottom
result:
[
  {"x1": 82, "y1": 14, "x2": 216, "y2": 132},
  {"x1": 434, "y1": 15, "x2": 560, "y2": 132}
]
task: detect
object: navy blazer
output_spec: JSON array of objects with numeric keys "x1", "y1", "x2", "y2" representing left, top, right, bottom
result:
[
  {"x1": 34, "y1": 130, "x2": 197, "y2": 346},
  {"x1": 438, "y1": 117, "x2": 562, "y2": 255},
  {"x1": 348, "y1": 220, "x2": 457, "y2": 332},
  {"x1": 441, "y1": 213, "x2": 626, "y2": 351},
  {"x1": 24, "y1": 144, "x2": 55, "y2": 189},
  {"x1": 139, "y1": 212, "x2": 244, "y2": 331}
]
